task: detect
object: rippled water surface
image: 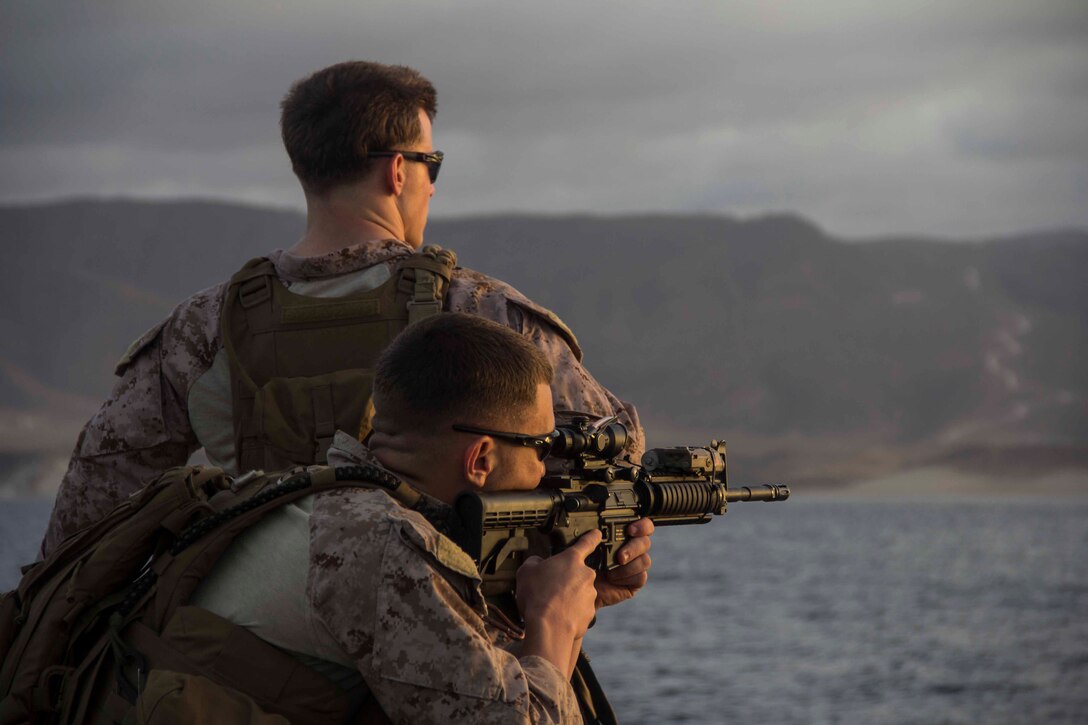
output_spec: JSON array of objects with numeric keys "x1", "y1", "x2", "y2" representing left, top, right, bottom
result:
[
  {"x1": 3, "y1": 497, "x2": 1086, "y2": 723},
  {"x1": 589, "y1": 498, "x2": 1088, "y2": 724}
]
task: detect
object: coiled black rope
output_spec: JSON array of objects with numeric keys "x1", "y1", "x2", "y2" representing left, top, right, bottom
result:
[
  {"x1": 169, "y1": 471, "x2": 311, "y2": 556},
  {"x1": 332, "y1": 464, "x2": 401, "y2": 490}
]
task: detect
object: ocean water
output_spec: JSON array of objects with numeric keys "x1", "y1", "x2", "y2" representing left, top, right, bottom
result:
[{"x1": 2, "y1": 497, "x2": 1086, "y2": 723}]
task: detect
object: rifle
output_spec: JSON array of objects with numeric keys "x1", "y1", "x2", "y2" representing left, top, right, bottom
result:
[{"x1": 453, "y1": 416, "x2": 790, "y2": 597}]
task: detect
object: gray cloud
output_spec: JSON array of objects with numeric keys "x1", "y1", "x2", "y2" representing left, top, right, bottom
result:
[{"x1": 2, "y1": 0, "x2": 1086, "y2": 236}]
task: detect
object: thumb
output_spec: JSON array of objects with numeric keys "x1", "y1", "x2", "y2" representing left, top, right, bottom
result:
[{"x1": 566, "y1": 529, "x2": 603, "y2": 560}]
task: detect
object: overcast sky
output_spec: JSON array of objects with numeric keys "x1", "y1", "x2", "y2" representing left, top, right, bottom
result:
[{"x1": 2, "y1": 0, "x2": 1086, "y2": 238}]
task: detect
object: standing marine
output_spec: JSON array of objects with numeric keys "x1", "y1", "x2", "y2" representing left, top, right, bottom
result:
[{"x1": 41, "y1": 60, "x2": 644, "y2": 557}]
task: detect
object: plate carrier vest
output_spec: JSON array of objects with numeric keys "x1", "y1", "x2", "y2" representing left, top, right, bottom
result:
[{"x1": 222, "y1": 245, "x2": 457, "y2": 473}]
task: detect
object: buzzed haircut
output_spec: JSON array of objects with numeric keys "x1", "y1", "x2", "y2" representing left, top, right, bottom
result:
[
  {"x1": 373, "y1": 314, "x2": 553, "y2": 430},
  {"x1": 280, "y1": 61, "x2": 437, "y2": 194}
]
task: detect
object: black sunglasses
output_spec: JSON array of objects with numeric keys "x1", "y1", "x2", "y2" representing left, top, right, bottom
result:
[
  {"x1": 452, "y1": 424, "x2": 559, "y2": 461},
  {"x1": 368, "y1": 150, "x2": 444, "y2": 183}
]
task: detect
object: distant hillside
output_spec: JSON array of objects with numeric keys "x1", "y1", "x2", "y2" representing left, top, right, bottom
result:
[{"x1": 2, "y1": 200, "x2": 1086, "y2": 487}]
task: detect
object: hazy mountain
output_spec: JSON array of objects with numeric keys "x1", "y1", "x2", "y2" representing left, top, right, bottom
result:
[{"x1": 2, "y1": 200, "x2": 1085, "y2": 488}]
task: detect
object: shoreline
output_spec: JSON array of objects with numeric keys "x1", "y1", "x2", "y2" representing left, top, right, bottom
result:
[{"x1": 798, "y1": 464, "x2": 1088, "y2": 498}]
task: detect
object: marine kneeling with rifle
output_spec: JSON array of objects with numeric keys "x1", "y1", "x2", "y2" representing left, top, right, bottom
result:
[
  {"x1": 0, "y1": 312, "x2": 653, "y2": 724},
  {"x1": 191, "y1": 312, "x2": 655, "y2": 723}
]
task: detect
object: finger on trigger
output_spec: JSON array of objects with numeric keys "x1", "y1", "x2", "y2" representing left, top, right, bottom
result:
[
  {"x1": 569, "y1": 528, "x2": 603, "y2": 557},
  {"x1": 627, "y1": 517, "x2": 655, "y2": 536},
  {"x1": 618, "y1": 536, "x2": 650, "y2": 559}
]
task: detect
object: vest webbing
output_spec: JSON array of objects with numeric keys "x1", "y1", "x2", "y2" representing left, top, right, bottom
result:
[{"x1": 221, "y1": 246, "x2": 457, "y2": 473}]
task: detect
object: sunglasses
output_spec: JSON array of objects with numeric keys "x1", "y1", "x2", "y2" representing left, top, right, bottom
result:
[
  {"x1": 452, "y1": 424, "x2": 559, "y2": 461},
  {"x1": 368, "y1": 150, "x2": 444, "y2": 183}
]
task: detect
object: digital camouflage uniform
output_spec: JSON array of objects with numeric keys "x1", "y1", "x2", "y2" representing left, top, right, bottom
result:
[
  {"x1": 42, "y1": 238, "x2": 643, "y2": 556},
  {"x1": 190, "y1": 433, "x2": 582, "y2": 724}
]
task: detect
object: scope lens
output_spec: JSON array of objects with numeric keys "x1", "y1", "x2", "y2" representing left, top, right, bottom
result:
[
  {"x1": 550, "y1": 421, "x2": 628, "y2": 460},
  {"x1": 592, "y1": 423, "x2": 627, "y2": 459},
  {"x1": 549, "y1": 427, "x2": 585, "y2": 459}
]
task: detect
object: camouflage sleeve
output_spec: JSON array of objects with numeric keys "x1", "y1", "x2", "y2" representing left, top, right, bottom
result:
[
  {"x1": 40, "y1": 285, "x2": 222, "y2": 557},
  {"x1": 309, "y1": 490, "x2": 581, "y2": 724},
  {"x1": 447, "y1": 268, "x2": 645, "y2": 463},
  {"x1": 511, "y1": 303, "x2": 645, "y2": 462}
]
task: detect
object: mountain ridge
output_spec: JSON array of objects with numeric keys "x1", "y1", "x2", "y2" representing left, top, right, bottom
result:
[
  {"x1": 9, "y1": 196, "x2": 1085, "y2": 242},
  {"x1": 3, "y1": 199, "x2": 1085, "y2": 489}
]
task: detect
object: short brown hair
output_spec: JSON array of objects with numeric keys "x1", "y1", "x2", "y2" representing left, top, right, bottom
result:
[
  {"x1": 280, "y1": 61, "x2": 437, "y2": 193},
  {"x1": 373, "y1": 314, "x2": 553, "y2": 430}
]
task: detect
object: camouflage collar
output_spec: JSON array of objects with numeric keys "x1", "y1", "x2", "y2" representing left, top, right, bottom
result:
[
  {"x1": 326, "y1": 430, "x2": 384, "y2": 468},
  {"x1": 268, "y1": 238, "x2": 414, "y2": 281},
  {"x1": 326, "y1": 431, "x2": 464, "y2": 544}
]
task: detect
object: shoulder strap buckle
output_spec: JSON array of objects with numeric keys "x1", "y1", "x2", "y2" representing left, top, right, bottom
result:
[
  {"x1": 237, "y1": 277, "x2": 272, "y2": 310},
  {"x1": 407, "y1": 269, "x2": 442, "y2": 325}
]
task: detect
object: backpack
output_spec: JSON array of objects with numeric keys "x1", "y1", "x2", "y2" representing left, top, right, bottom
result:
[{"x1": 0, "y1": 463, "x2": 414, "y2": 724}]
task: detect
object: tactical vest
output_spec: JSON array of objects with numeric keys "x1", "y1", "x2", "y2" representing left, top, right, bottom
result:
[
  {"x1": 0, "y1": 464, "x2": 421, "y2": 725},
  {"x1": 222, "y1": 245, "x2": 457, "y2": 473}
]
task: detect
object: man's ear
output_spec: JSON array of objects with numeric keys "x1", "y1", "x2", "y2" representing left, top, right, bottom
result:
[
  {"x1": 384, "y1": 154, "x2": 407, "y2": 196},
  {"x1": 463, "y1": 436, "x2": 496, "y2": 492}
]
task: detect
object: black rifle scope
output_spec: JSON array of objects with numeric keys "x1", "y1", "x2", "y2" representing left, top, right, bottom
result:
[{"x1": 549, "y1": 417, "x2": 628, "y2": 461}]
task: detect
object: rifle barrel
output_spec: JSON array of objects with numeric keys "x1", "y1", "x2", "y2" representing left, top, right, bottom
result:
[{"x1": 725, "y1": 484, "x2": 790, "y2": 502}]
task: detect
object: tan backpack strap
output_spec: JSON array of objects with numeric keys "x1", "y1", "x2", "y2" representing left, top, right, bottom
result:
[
  {"x1": 220, "y1": 257, "x2": 278, "y2": 397},
  {"x1": 310, "y1": 385, "x2": 337, "y2": 464},
  {"x1": 227, "y1": 254, "x2": 276, "y2": 311},
  {"x1": 407, "y1": 268, "x2": 440, "y2": 325},
  {"x1": 397, "y1": 245, "x2": 457, "y2": 326},
  {"x1": 402, "y1": 245, "x2": 458, "y2": 281},
  {"x1": 221, "y1": 257, "x2": 282, "y2": 472},
  {"x1": 228, "y1": 256, "x2": 279, "y2": 288}
]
